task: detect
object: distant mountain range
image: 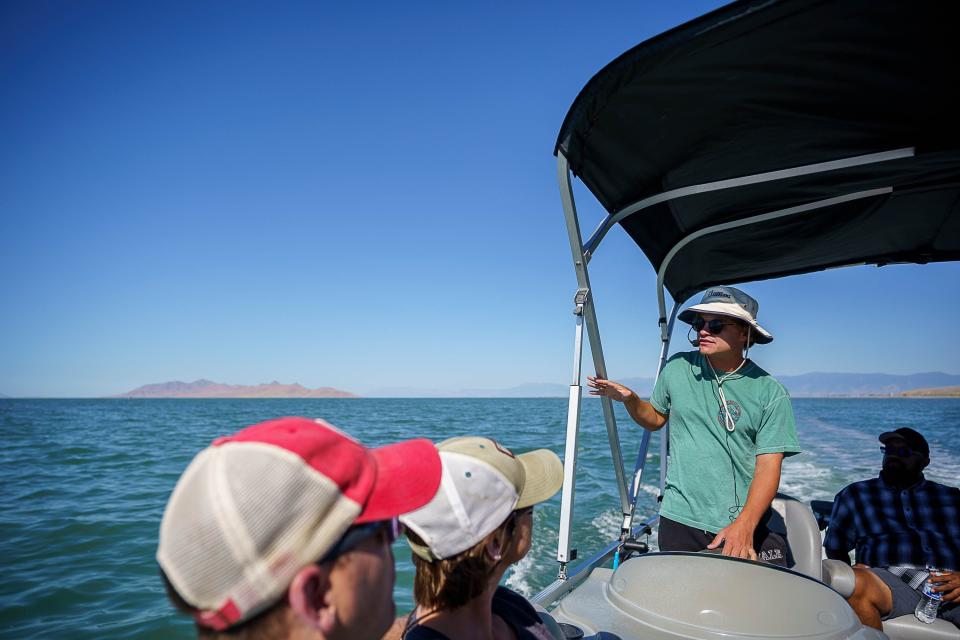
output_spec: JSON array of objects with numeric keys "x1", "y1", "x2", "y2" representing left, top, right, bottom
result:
[
  {"x1": 361, "y1": 372, "x2": 960, "y2": 398},
  {"x1": 118, "y1": 379, "x2": 356, "y2": 398},
  {"x1": 901, "y1": 386, "x2": 960, "y2": 397},
  {"x1": 776, "y1": 372, "x2": 960, "y2": 397}
]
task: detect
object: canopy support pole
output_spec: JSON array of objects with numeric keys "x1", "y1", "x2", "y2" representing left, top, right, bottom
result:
[
  {"x1": 654, "y1": 301, "x2": 680, "y2": 498},
  {"x1": 582, "y1": 147, "x2": 913, "y2": 261},
  {"x1": 624, "y1": 300, "x2": 678, "y2": 529},
  {"x1": 556, "y1": 152, "x2": 631, "y2": 579},
  {"x1": 655, "y1": 187, "x2": 894, "y2": 312}
]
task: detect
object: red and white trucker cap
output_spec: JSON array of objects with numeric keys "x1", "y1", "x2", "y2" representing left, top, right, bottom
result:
[{"x1": 156, "y1": 416, "x2": 441, "y2": 631}]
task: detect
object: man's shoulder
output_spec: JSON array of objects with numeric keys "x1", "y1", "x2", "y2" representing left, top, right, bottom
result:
[
  {"x1": 657, "y1": 352, "x2": 698, "y2": 380},
  {"x1": 836, "y1": 476, "x2": 883, "y2": 499},
  {"x1": 744, "y1": 360, "x2": 780, "y2": 384},
  {"x1": 921, "y1": 478, "x2": 960, "y2": 496},
  {"x1": 740, "y1": 361, "x2": 792, "y2": 401},
  {"x1": 666, "y1": 351, "x2": 698, "y2": 366}
]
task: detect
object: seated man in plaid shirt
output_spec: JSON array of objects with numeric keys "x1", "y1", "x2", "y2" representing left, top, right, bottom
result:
[{"x1": 823, "y1": 427, "x2": 960, "y2": 630}]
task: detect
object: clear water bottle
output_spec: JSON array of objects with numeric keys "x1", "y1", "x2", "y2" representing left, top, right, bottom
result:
[{"x1": 914, "y1": 566, "x2": 943, "y2": 624}]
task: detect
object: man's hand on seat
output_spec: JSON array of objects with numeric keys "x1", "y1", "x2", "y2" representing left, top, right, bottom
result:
[
  {"x1": 706, "y1": 519, "x2": 758, "y2": 561},
  {"x1": 930, "y1": 570, "x2": 960, "y2": 603}
]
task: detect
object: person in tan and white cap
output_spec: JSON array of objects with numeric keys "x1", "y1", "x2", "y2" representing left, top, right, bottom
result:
[
  {"x1": 156, "y1": 416, "x2": 441, "y2": 640},
  {"x1": 588, "y1": 285, "x2": 801, "y2": 564},
  {"x1": 392, "y1": 436, "x2": 564, "y2": 640}
]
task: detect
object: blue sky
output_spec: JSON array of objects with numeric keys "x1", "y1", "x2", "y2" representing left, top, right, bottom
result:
[{"x1": 2, "y1": 1, "x2": 957, "y2": 397}]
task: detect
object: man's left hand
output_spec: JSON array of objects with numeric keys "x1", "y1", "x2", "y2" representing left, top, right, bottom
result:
[
  {"x1": 930, "y1": 570, "x2": 960, "y2": 603},
  {"x1": 706, "y1": 520, "x2": 757, "y2": 561}
]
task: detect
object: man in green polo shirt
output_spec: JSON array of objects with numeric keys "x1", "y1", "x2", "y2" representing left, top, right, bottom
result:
[{"x1": 588, "y1": 286, "x2": 800, "y2": 564}]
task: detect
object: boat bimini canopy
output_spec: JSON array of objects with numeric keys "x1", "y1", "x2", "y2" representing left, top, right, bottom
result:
[{"x1": 541, "y1": 0, "x2": 960, "y2": 604}]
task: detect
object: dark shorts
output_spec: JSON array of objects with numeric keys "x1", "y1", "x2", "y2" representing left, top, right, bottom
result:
[
  {"x1": 872, "y1": 568, "x2": 960, "y2": 628},
  {"x1": 658, "y1": 515, "x2": 789, "y2": 566}
]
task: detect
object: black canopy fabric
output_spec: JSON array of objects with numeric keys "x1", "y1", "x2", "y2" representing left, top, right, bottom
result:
[{"x1": 555, "y1": 0, "x2": 960, "y2": 304}]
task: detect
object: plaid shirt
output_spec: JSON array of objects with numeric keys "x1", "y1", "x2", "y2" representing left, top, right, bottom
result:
[{"x1": 823, "y1": 475, "x2": 960, "y2": 569}]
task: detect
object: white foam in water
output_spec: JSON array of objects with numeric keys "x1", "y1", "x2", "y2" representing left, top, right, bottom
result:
[
  {"x1": 925, "y1": 443, "x2": 959, "y2": 486},
  {"x1": 504, "y1": 514, "x2": 553, "y2": 598},
  {"x1": 591, "y1": 509, "x2": 621, "y2": 541},
  {"x1": 779, "y1": 459, "x2": 836, "y2": 502},
  {"x1": 636, "y1": 482, "x2": 660, "y2": 497},
  {"x1": 504, "y1": 549, "x2": 535, "y2": 597}
]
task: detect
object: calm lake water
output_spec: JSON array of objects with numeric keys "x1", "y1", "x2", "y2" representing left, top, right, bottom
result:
[{"x1": 1, "y1": 397, "x2": 958, "y2": 638}]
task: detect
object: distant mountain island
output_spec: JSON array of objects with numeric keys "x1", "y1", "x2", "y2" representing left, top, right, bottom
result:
[{"x1": 118, "y1": 379, "x2": 357, "y2": 398}]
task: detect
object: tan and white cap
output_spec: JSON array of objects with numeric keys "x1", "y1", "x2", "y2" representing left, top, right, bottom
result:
[
  {"x1": 400, "y1": 436, "x2": 563, "y2": 562},
  {"x1": 677, "y1": 285, "x2": 773, "y2": 344},
  {"x1": 156, "y1": 417, "x2": 441, "y2": 631}
]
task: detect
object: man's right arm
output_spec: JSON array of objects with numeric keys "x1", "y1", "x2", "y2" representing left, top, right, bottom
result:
[
  {"x1": 586, "y1": 376, "x2": 668, "y2": 431},
  {"x1": 624, "y1": 392, "x2": 668, "y2": 431},
  {"x1": 823, "y1": 489, "x2": 856, "y2": 564}
]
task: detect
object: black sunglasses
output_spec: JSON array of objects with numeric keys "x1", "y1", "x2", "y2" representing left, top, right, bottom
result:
[
  {"x1": 319, "y1": 517, "x2": 402, "y2": 564},
  {"x1": 880, "y1": 444, "x2": 915, "y2": 458},
  {"x1": 692, "y1": 317, "x2": 738, "y2": 335}
]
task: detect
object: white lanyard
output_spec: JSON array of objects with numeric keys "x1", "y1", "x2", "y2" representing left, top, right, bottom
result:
[{"x1": 706, "y1": 356, "x2": 746, "y2": 432}]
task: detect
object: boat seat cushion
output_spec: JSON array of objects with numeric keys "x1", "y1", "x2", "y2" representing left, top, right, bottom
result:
[
  {"x1": 770, "y1": 494, "x2": 823, "y2": 579},
  {"x1": 883, "y1": 615, "x2": 959, "y2": 639},
  {"x1": 821, "y1": 559, "x2": 856, "y2": 597}
]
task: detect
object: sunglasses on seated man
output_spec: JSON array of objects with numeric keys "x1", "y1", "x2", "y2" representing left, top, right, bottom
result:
[
  {"x1": 880, "y1": 444, "x2": 917, "y2": 458},
  {"x1": 692, "y1": 317, "x2": 740, "y2": 335},
  {"x1": 319, "y1": 516, "x2": 402, "y2": 564}
]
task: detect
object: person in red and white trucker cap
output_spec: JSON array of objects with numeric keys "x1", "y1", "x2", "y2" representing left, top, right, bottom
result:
[{"x1": 157, "y1": 416, "x2": 441, "y2": 640}]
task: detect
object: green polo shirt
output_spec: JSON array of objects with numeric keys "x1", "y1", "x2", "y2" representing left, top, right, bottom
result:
[{"x1": 649, "y1": 351, "x2": 801, "y2": 533}]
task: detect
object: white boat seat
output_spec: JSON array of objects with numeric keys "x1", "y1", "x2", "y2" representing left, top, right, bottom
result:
[
  {"x1": 769, "y1": 493, "x2": 823, "y2": 579},
  {"x1": 822, "y1": 558, "x2": 856, "y2": 597}
]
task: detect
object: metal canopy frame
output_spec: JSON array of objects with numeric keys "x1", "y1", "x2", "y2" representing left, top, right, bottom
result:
[{"x1": 541, "y1": 146, "x2": 912, "y2": 598}]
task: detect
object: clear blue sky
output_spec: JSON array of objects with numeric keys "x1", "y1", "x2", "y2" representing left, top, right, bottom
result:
[{"x1": 2, "y1": 1, "x2": 957, "y2": 397}]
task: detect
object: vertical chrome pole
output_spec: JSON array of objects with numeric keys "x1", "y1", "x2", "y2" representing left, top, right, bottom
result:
[
  {"x1": 558, "y1": 289, "x2": 587, "y2": 574},
  {"x1": 556, "y1": 153, "x2": 630, "y2": 578}
]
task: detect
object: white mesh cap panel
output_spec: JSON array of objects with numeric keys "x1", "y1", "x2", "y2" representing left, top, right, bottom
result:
[
  {"x1": 400, "y1": 451, "x2": 517, "y2": 560},
  {"x1": 225, "y1": 443, "x2": 359, "y2": 612},
  {"x1": 158, "y1": 447, "x2": 246, "y2": 609},
  {"x1": 157, "y1": 441, "x2": 361, "y2": 619}
]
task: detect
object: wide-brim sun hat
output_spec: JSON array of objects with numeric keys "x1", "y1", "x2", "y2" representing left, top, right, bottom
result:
[
  {"x1": 157, "y1": 417, "x2": 441, "y2": 631},
  {"x1": 677, "y1": 285, "x2": 773, "y2": 344},
  {"x1": 400, "y1": 436, "x2": 563, "y2": 562}
]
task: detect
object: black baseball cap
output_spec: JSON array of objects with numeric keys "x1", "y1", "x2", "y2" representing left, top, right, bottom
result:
[{"x1": 879, "y1": 427, "x2": 929, "y2": 456}]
